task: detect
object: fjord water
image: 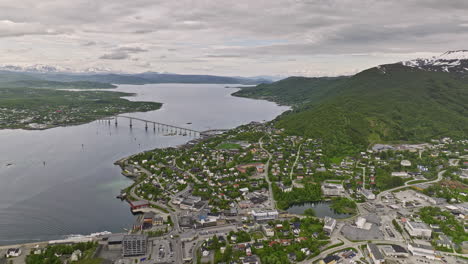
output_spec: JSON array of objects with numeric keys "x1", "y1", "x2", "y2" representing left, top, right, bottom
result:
[{"x1": 0, "y1": 84, "x2": 288, "y2": 245}]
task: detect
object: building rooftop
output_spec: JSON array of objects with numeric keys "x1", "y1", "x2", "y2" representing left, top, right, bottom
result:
[
  {"x1": 323, "y1": 255, "x2": 340, "y2": 263},
  {"x1": 390, "y1": 244, "x2": 408, "y2": 253},
  {"x1": 407, "y1": 221, "x2": 431, "y2": 230},
  {"x1": 368, "y1": 243, "x2": 384, "y2": 260},
  {"x1": 123, "y1": 234, "x2": 148, "y2": 242},
  {"x1": 108, "y1": 234, "x2": 125, "y2": 243},
  {"x1": 324, "y1": 217, "x2": 336, "y2": 227},
  {"x1": 410, "y1": 243, "x2": 434, "y2": 250}
]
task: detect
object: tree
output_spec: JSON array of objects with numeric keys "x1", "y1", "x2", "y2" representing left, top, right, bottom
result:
[{"x1": 304, "y1": 208, "x2": 316, "y2": 217}]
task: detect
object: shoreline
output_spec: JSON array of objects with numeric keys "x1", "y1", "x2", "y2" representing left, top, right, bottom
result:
[{"x1": 0, "y1": 85, "x2": 288, "y2": 248}]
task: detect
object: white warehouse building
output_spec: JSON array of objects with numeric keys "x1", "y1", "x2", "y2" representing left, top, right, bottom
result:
[
  {"x1": 405, "y1": 221, "x2": 432, "y2": 238},
  {"x1": 251, "y1": 209, "x2": 279, "y2": 221},
  {"x1": 321, "y1": 183, "x2": 345, "y2": 196}
]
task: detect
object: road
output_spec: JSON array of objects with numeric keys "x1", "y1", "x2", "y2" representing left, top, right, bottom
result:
[
  {"x1": 376, "y1": 170, "x2": 445, "y2": 201},
  {"x1": 289, "y1": 143, "x2": 303, "y2": 180},
  {"x1": 174, "y1": 158, "x2": 201, "y2": 184},
  {"x1": 302, "y1": 238, "x2": 408, "y2": 264},
  {"x1": 128, "y1": 165, "x2": 182, "y2": 234},
  {"x1": 304, "y1": 169, "x2": 447, "y2": 263},
  {"x1": 259, "y1": 136, "x2": 276, "y2": 209}
]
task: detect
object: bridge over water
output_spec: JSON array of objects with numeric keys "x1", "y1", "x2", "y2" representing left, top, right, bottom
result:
[{"x1": 96, "y1": 115, "x2": 229, "y2": 137}]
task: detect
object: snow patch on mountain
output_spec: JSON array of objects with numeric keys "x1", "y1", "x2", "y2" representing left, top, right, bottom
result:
[{"x1": 401, "y1": 50, "x2": 468, "y2": 73}]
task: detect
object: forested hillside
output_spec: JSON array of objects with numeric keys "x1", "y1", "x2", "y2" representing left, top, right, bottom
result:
[{"x1": 234, "y1": 63, "x2": 468, "y2": 156}]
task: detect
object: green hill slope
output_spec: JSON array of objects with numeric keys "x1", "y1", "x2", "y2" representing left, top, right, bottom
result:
[
  {"x1": 236, "y1": 64, "x2": 468, "y2": 155},
  {"x1": 232, "y1": 76, "x2": 347, "y2": 106}
]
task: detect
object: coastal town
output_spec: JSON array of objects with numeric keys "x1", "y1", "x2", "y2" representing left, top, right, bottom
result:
[
  {"x1": 0, "y1": 88, "x2": 161, "y2": 130},
  {"x1": 2, "y1": 122, "x2": 467, "y2": 264}
]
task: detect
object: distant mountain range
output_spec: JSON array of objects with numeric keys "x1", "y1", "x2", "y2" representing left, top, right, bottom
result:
[
  {"x1": 234, "y1": 51, "x2": 468, "y2": 156},
  {"x1": 0, "y1": 65, "x2": 272, "y2": 85}
]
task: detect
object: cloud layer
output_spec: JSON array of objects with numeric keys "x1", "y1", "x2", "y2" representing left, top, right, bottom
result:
[{"x1": 0, "y1": 0, "x2": 467, "y2": 76}]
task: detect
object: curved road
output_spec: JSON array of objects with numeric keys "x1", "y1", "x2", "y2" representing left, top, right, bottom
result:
[
  {"x1": 376, "y1": 170, "x2": 445, "y2": 201},
  {"x1": 259, "y1": 136, "x2": 276, "y2": 209}
]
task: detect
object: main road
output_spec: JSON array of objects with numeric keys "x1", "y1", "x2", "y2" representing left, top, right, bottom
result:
[
  {"x1": 376, "y1": 170, "x2": 445, "y2": 201},
  {"x1": 259, "y1": 136, "x2": 276, "y2": 209}
]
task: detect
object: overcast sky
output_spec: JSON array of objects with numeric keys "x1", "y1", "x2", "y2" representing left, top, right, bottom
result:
[{"x1": 0, "y1": 0, "x2": 467, "y2": 77}]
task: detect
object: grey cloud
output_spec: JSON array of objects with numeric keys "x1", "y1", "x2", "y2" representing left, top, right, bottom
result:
[
  {"x1": 99, "y1": 46, "x2": 148, "y2": 60},
  {"x1": 204, "y1": 54, "x2": 242, "y2": 58},
  {"x1": 116, "y1": 47, "x2": 148, "y2": 53},
  {"x1": 0, "y1": 20, "x2": 65, "y2": 38},
  {"x1": 1, "y1": 0, "x2": 468, "y2": 76},
  {"x1": 82, "y1": 41, "x2": 96, "y2": 46},
  {"x1": 99, "y1": 52, "x2": 129, "y2": 60}
]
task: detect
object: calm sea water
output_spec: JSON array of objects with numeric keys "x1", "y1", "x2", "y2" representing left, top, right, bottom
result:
[{"x1": 0, "y1": 83, "x2": 288, "y2": 245}]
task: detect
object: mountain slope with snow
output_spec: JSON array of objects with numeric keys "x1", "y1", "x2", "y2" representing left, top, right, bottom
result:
[
  {"x1": 0, "y1": 64, "x2": 272, "y2": 85},
  {"x1": 402, "y1": 50, "x2": 468, "y2": 75}
]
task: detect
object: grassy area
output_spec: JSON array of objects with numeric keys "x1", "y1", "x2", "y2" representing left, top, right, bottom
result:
[
  {"x1": 0, "y1": 87, "x2": 161, "y2": 129},
  {"x1": 216, "y1": 142, "x2": 241, "y2": 150},
  {"x1": 330, "y1": 197, "x2": 357, "y2": 214},
  {"x1": 322, "y1": 241, "x2": 345, "y2": 251},
  {"x1": 26, "y1": 242, "x2": 98, "y2": 264},
  {"x1": 251, "y1": 231, "x2": 264, "y2": 240},
  {"x1": 150, "y1": 203, "x2": 170, "y2": 213}
]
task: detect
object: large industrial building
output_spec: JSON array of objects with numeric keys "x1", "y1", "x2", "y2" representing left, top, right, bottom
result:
[{"x1": 122, "y1": 235, "x2": 148, "y2": 257}]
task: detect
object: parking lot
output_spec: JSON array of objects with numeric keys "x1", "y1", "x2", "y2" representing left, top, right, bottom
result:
[{"x1": 151, "y1": 239, "x2": 175, "y2": 263}]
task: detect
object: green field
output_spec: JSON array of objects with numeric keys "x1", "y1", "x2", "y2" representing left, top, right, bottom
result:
[{"x1": 216, "y1": 142, "x2": 242, "y2": 149}]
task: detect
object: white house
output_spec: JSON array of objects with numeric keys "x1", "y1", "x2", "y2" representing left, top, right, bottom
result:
[
  {"x1": 262, "y1": 225, "x2": 275, "y2": 237},
  {"x1": 71, "y1": 250, "x2": 82, "y2": 261},
  {"x1": 323, "y1": 217, "x2": 337, "y2": 235},
  {"x1": 391, "y1": 171, "x2": 409, "y2": 178},
  {"x1": 6, "y1": 248, "x2": 21, "y2": 257},
  {"x1": 361, "y1": 189, "x2": 376, "y2": 200},
  {"x1": 401, "y1": 160, "x2": 412, "y2": 167}
]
